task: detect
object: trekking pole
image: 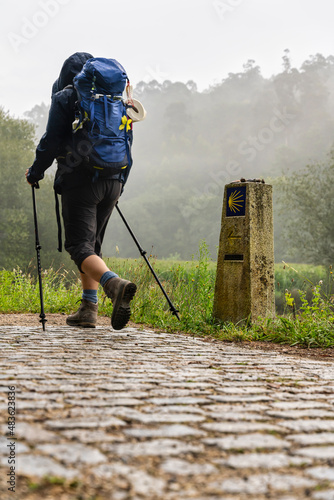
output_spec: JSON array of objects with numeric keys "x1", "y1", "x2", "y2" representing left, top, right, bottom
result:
[
  {"x1": 32, "y1": 183, "x2": 47, "y2": 331},
  {"x1": 115, "y1": 203, "x2": 180, "y2": 321}
]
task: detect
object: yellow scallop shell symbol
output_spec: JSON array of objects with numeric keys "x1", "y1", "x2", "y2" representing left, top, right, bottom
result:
[{"x1": 228, "y1": 190, "x2": 244, "y2": 213}]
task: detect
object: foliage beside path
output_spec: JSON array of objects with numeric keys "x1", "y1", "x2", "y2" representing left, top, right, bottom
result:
[{"x1": 0, "y1": 245, "x2": 333, "y2": 348}]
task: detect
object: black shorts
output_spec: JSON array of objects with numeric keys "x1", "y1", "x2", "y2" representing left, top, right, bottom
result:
[{"x1": 61, "y1": 179, "x2": 122, "y2": 270}]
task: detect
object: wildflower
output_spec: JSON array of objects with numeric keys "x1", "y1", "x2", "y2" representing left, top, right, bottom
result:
[
  {"x1": 119, "y1": 115, "x2": 132, "y2": 132},
  {"x1": 285, "y1": 291, "x2": 294, "y2": 307},
  {"x1": 319, "y1": 280, "x2": 323, "y2": 285}
]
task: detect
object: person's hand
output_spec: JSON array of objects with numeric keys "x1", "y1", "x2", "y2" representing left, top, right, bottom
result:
[
  {"x1": 25, "y1": 168, "x2": 39, "y2": 187},
  {"x1": 25, "y1": 168, "x2": 32, "y2": 185}
]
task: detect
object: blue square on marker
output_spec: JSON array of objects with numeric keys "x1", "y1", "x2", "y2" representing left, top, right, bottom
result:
[{"x1": 226, "y1": 186, "x2": 246, "y2": 217}]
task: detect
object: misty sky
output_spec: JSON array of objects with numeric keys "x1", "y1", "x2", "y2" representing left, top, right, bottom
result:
[{"x1": 1, "y1": 0, "x2": 334, "y2": 118}]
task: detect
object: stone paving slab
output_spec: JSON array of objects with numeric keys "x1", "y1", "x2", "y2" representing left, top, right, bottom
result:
[{"x1": 0, "y1": 325, "x2": 334, "y2": 499}]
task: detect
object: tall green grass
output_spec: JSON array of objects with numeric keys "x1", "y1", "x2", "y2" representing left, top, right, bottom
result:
[
  {"x1": 0, "y1": 267, "x2": 81, "y2": 313},
  {"x1": 0, "y1": 244, "x2": 333, "y2": 348}
]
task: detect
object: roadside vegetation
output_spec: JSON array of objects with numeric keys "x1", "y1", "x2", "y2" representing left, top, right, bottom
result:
[{"x1": 1, "y1": 242, "x2": 333, "y2": 348}]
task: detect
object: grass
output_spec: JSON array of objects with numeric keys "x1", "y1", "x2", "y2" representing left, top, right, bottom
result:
[
  {"x1": 0, "y1": 243, "x2": 333, "y2": 348},
  {"x1": 253, "y1": 263, "x2": 334, "y2": 348}
]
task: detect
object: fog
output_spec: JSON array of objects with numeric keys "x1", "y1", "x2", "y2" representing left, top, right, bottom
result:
[
  {"x1": 1, "y1": 0, "x2": 334, "y2": 266},
  {"x1": 21, "y1": 53, "x2": 334, "y2": 264}
]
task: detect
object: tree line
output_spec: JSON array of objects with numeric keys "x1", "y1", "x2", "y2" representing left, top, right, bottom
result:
[{"x1": 1, "y1": 51, "x2": 333, "y2": 271}]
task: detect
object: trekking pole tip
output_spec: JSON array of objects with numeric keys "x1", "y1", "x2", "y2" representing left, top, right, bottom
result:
[
  {"x1": 40, "y1": 315, "x2": 47, "y2": 331},
  {"x1": 171, "y1": 308, "x2": 181, "y2": 321}
]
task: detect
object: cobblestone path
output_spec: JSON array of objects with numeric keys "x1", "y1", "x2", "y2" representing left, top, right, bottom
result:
[{"x1": 0, "y1": 325, "x2": 334, "y2": 500}]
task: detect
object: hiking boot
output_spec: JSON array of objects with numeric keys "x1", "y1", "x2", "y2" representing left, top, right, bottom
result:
[
  {"x1": 103, "y1": 277, "x2": 137, "y2": 330},
  {"x1": 66, "y1": 299, "x2": 98, "y2": 328}
]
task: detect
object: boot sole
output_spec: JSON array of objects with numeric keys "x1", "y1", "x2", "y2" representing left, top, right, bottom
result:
[
  {"x1": 111, "y1": 282, "x2": 137, "y2": 330},
  {"x1": 66, "y1": 319, "x2": 96, "y2": 328}
]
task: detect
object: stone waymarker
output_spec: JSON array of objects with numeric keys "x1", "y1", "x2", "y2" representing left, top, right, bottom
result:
[{"x1": 213, "y1": 180, "x2": 275, "y2": 324}]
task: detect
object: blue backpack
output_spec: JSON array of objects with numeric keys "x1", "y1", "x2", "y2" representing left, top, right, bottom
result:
[{"x1": 72, "y1": 57, "x2": 133, "y2": 176}]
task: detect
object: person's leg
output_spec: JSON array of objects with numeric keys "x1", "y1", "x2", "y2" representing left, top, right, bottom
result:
[
  {"x1": 66, "y1": 267, "x2": 101, "y2": 328},
  {"x1": 62, "y1": 183, "x2": 103, "y2": 327},
  {"x1": 80, "y1": 272, "x2": 99, "y2": 291},
  {"x1": 79, "y1": 255, "x2": 118, "y2": 307},
  {"x1": 62, "y1": 180, "x2": 121, "y2": 277},
  {"x1": 62, "y1": 179, "x2": 136, "y2": 329},
  {"x1": 80, "y1": 272, "x2": 98, "y2": 309},
  {"x1": 79, "y1": 252, "x2": 137, "y2": 330},
  {"x1": 80, "y1": 254, "x2": 111, "y2": 283},
  {"x1": 89, "y1": 181, "x2": 137, "y2": 330}
]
